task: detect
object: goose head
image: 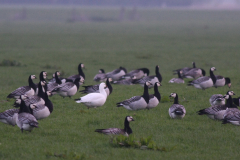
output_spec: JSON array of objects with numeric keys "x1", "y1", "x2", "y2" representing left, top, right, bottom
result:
[
  {"x1": 156, "y1": 82, "x2": 162, "y2": 87},
  {"x1": 145, "y1": 81, "x2": 152, "y2": 87},
  {"x1": 131, "y1": 76, "x2": 137, "y2": 80},
  {"x1": 210, "y1": 67, "x2": 216, "y2": 72},
  {"x1": 140, "y1": 68, "x2": 150, "y2": 76},
  {"x1": 31, "y1": 75, "x2": 37, "y2": 80},
  {"x1": 107, "y1": 78, "x2": 112, "y2": 83},
  {"x1": 227, "y1": 91, "x2": 235, "y2": 96},
  {"x1": 169, "y1": 92, "x2": 177, "y2": 98},
  {"x1": 99, "y1": 69, "x2": 105, "y2": 74},
  {"x1": 56, "y1": 71, "x2": 61, "y2": 76},
  {"x1": 120, "y1": 66, "x2": 127, "y2": 73},
  {"x1": 126, "y1": 116, "x2": 135, "y2": 122}
]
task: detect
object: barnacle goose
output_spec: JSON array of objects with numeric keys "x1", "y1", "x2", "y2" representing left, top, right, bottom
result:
[
  {"x1": 146, "y1": 82, "x2": 161, "y2": 110},
  {"x1": 105, "y1": 66, "x2": 127, "y2": 81},
  {"x1": 122, "y1": 68, "x2": 149, "y2": 79},
  {"x1": 15, "y1": 96, "x2": 38, "y2": 133},
  {"x1": 75, "y1": 82, "x2": 107, "y2": 109},
  {"x1": 116, "y1": 81, "x2": 151, "y2": 110},
  {"x1": 95, "y1": 116, "x2": 134, "y2": 136},
  {"x1": 214, "y1": 76, "x2": 231, "y2": 88},
  {"x1": 7, "y1": 75, "x2": 37, "y2": 99},
  {"x1": 0, "y1": 108, "x2": 19, "y2": 126},
  {"x1": 79, "y1": 78, "x2": 112, "y2": 96},
  {"x1": 52, "y1": 77, "x2": 82, "y2": 98},
  {"x1": 112, "y1": 76, "x2": 137, "y2": 85},
  {"x1": 188, "y1": 67, "x2": 216, "y2": 90},
  {"x1": 197, "y1": 93, "x2": 237, "y2": 120},
  {"x1": 32, "y1": 91, "x2": 53, "y2": 120},
  {"x1": 183, "y1": 68, "x2": 206, "y2": 79},
  {"x1": 169, "y1": 70, "x2": 184, "y2": 83},
  {"x1": 93, "y1": 69, "x2": 106, "y2": 82},
  {"x1": 209, "y1": 91, "x2": 235, "y2": 106},
  {"x1": 132, "y1": 65, "x2": 162, "y2": 88},
  {"x1": 35, "y1": 71, "x2": 47, "y2": 95},
  {"x1": 169, "y1": 93, "x2": 186, "y2": 119},
  {"x1": 173, "y1": 62, "x2": 196, "y2": 75},
  {"x1": 67, "y1": 63, "x2": 85, "y2": 82}
]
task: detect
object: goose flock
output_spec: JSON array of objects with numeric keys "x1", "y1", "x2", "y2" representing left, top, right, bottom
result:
[{"x1": 0, "y1": 62, "x2": 240, "y2": 136}]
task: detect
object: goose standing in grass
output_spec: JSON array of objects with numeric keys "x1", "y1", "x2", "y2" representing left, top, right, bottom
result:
[
  {"x1": 146, "y1": 82, "x2": 161, "y2": 110},
  {"x1": 105, "y1": 66, "x2": 127, "y2": 81},
  {"x1": 182, "y1": 68, "x2": 206, "y2": 79},
  {"x1": 79, "y1": 78, "x2": 112, "y2": 96},
  {"x1": 93, "y1": 69, "x2": 106, "y2": 82},
  {"x1": 188, "y1": 67, "x2": 216, "y2": 90},
  {"x1": 197, "y1": 92, "x2": 237, "y2": 120},
  {"x1": 113, "y1": 76, "x2": 137, "y2": 85},
  {"x1": 95, "y1": 116, "x2": 134, "y2": 136},
  {"x1": 116, "y1": 81, "x2": 151, "y2": 110},
  {"x1": 32, "y1": 91, "x2": 53, "y2": 120},
  {"x1": 52, "y1": 77, "x2": 82, "y2": 98},
  {"x1": 67, "y1": 63, "x2": 85, "y2": 84},
  {"x1": 15, "y1": 97, "x2": 38, "y2": 133},
  {"x1": 122, "y1": 68, "x2": 149, "y2": 79},
  {"x1": 169, "y1": 93, "x2": 186, "y2": 119},
  {"x1": 132, "y1": 65, "x2": 162, "y2": 88},
  {"x1": 169, "y1": 70, "x2": 184, "y2": 84},
  {"x1": 173, "y1": 62, "x2": 196, "y2": 75},
  {"x1": 75, "y1": 82, "x2": 108, "y2": 109},
  {"x1": 214, "y1": 76, "x2": 231, "y2": 88},
  {"x1": 7, "y1": 75, "x2": 37, "y2": 99}
]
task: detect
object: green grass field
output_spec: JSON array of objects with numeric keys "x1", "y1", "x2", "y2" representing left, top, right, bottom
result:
[{"x1": 0, "y1": 6, "x2": 240, "y2": 160}]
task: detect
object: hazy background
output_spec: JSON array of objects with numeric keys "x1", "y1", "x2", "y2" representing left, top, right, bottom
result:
[{"x1": 0, "y1": 0, "x2": 240, "y2": 9}]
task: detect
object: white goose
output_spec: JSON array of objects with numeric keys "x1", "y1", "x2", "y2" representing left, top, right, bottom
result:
[
  {"x1": 75, "y1": 82, "x2": 107, "y2": 109},
  {"x1": 169, "y1": 93, "x2": 186, "y2": 119},
  {"x1": 116, "y1": 81, "x2": 151, "y2": 110},
  {"x1": 7, "y1": 75, "x2": 37, "y2": 99}
]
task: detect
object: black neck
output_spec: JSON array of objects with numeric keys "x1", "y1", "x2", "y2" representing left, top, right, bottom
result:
[
  {"x1": 142, "y1": 83, "x2": 149, "y2": 103},
  {"x1": 28, "y1": 76, "x2": 36, "y2": 92},
  {"x1": 38, "y1": 82, "x2": 45, "y2": 99},
  {"x1": 226, "y1": 95, "x2": 236, "y2": 108},
  {"x1": 44, "y1": 92, "x2": 53, "y2": 113},
  {"x1": 124, "y1": 118, "x2": 132, "y2": 134},
  {"x1": 39, "y1": 71, "x2": 45, "y2": 81},
  {"x1": 74, "y1": 78, "x2": 80, "y2": 90},
  {"x1": 55, "y1": 72, "x2": 62, "y2": 84},
  {"x1": 78, "y1": 64, "x2": 85, "y2": 79},
  {"x1": 19, "y1": 99, "x2": 33, "y2": 114},
  {"x1": 106, "y1": 79, "x2": 112, "y2": 94},
  {"x1": 177, "y1": 71, "x2": 183, "y2": 79},
  {"x1": 154, "y1": 83, "x2": 161, "y2": 101},
  {"x1": 174, "y1": 94, "x2": 179, "y2": 104},
  {"x1": 155, "y1": 66, "x2": 162, "y2": 82},
  {"x1": 193, "y1": 63, "x2": 196, "y2": 68},
  {"x1": 209, "y1": 69, "x2": 216, "y2": 84}
]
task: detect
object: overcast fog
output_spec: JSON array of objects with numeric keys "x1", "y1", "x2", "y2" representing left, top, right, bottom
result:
[{"x1": 1, "y1": 0, "x2": 240, "y2": 9}]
